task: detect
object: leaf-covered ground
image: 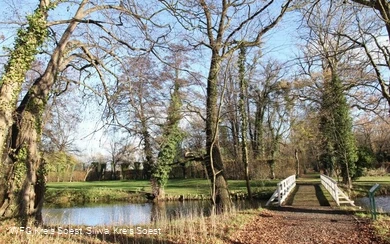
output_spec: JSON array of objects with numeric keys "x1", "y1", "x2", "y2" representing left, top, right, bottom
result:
[
  {"x1": 228, "y1": 176, "x2": 388, "y2": 244},
  {"x1": 228, "y1": 207, "x2": 387, "y2": 244}
]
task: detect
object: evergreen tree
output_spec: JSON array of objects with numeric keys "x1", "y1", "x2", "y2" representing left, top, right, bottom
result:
[{"x1": 319, "y1": 73, "x2": 358, "y2": 188}]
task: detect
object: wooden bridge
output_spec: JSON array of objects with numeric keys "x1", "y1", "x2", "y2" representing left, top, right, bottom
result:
[{"x1": 266, "y1": 174, "x2": 355, "y2": 207}]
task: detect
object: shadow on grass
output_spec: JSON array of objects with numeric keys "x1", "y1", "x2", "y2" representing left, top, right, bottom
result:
[
  {"x1": 283, "y1": 185, "x2": 299, "y2": 205},
  {"x1": 270, "y1": 182, "x2": 331, "y2": 208},
  {"x1": 314, "y1": 184, "x2": 331, "y2": 206}
]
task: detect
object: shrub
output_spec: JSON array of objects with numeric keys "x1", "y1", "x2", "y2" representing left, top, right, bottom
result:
[{"x1": 365, "y1": 167, "x2": 388, "y2": 177}]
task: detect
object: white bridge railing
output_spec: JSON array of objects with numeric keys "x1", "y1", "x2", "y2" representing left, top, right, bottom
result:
[
  {"x1": 320, "y1": 174, "x2": 355, "y2": 206},
  {"x1": 266, "y1": 175, "x2": 296, "y2": 206}
]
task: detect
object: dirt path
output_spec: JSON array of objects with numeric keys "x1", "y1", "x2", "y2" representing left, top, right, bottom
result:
[
  {"x1": 228, "y1": 175, "x2": 386, "y2": 243},
  {"x1": 228, "y1": 208, "x2": 384, "y2": 244}
]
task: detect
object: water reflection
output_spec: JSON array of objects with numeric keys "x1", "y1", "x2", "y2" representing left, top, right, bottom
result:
[
  {"x1": 355, "y1": 196, "x2": 390, "y2": 213},
  {"x1": 43, "y1": 203, "x2": 153, "y2": 226},
  {"x1": 43, "y1": 200, "x2": 263, "y2": 226}
]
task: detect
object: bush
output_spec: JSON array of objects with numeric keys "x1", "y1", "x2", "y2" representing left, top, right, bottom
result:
[
  {"x1": 354, "y1": 146, "x2": 376, "y2": 179},
  {"x1": 365, "y1": 167, "x2": 388, "y2": 177}
]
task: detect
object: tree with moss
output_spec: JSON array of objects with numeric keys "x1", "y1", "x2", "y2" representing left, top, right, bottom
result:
[
  {"x1": 0, "y1": 0, "x2": 150, "y2": 226},
  {"x1": 319, "y1": 73, "x2": 358, "y2": 188},
  {"x1": 299, "y1": 1, "x2": 359, "y2": 188},
  {"x1": 159, "y1": 0, "x2": 293, "y2": 211},
  {"x1": 151, "y1": 67, "x2": 183, "y2": 201},
  {"x1": 0, "y1": 1, "x2": 87, "y2": 226},
  {"x1": 0, "y1": 0, "x2": 51, "y2": 227},
  {"x1": 0, "y1": 0, "x2": 50, "y2": 163}
]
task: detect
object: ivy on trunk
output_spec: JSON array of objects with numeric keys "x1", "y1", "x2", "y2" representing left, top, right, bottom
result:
[{"x1": 151, "y1": 72, "x2": 183, "y2": 201}]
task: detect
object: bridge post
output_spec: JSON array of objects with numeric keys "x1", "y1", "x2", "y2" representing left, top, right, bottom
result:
[
  {"x1": 369, "y1": 184, "x2": 380, "y2": 220},
  {"x1": 320, "y1": 174, "x2": 354, "y2": 206},
  {"x1": 266, "y1": 175, "x2": 296, "y2": 206}
]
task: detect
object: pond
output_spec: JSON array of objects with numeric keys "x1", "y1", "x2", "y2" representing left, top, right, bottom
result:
[
  {"x1": 42, "y1": 200, "x2": 264, "y2": 226},
  {"x1": 355, "y1": 196, "x2": 390, "y2": 213}
]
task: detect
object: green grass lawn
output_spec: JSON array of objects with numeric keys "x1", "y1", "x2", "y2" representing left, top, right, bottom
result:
[
  {"x1": 47, "y1": 180, "x2": 152, "y2": 192},
  {"x1": 45, "y1": 174, "x2": 390, "y2": 204},
  {"x1": 45, "y1": 178, "x2": 279, "y2": 205},
  {"x1": 47, "y1": 178, "x2": 279, "y2": 194},
  {"x1": 354, "y1": 176, "x2": 390, "y2": 185},
  {"x1": 352, "y1": 175, "x2": 390, "y2": 197}
]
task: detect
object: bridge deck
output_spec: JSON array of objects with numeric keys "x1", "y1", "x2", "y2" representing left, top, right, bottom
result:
[
  {"x1": 267, "y1": 173, "x2": 355, "y2": 207},
  {"x1": 284, "y1": 174, "x2": 338, "y2": 207},
  {"x1": 287, "y1": 183, "x2": 335, "y2": 207}
]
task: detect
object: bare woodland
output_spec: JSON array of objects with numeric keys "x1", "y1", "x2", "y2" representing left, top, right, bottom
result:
[{"x1": 0, "y1": 0, "x2": 389, "y2": 226}]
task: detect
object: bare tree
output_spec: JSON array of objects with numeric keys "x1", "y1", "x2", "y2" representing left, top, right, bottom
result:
[
  {"x1": 322, "y1": 1, "x2": 390, "y2": 111},
  {"x1": 107, "y1": 55, "x2": 164, "y2": 179},
  {"x1": 160, "y1": 0, "x2": 293, "y2": 211},
  {"x1": 0, "y1": 0, "x2": 50, "y2": 163},
  {"x1": 249, "y1": 59, "x2": 286, "y2": 160},
  {"x1": 299, "y1": 1, "x2": 360, "y2": 187},
  {"x1": 0, "y1": 0, "x2": 156, "y2": 225}
]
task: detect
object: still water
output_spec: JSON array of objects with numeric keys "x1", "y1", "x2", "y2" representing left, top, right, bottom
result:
[
  {"x1": 355, "y1": 196, "x2": 390, "y2": 213},
  {"x1": 43, "y1": 200, "x2": 263, "y2": 226}
]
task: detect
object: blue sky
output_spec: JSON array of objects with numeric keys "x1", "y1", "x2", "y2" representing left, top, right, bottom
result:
[{"x1": 0, "y1": 0, "x2": 303, "y2": 161}]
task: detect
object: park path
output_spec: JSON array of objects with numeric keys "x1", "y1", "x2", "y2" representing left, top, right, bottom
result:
[
  {"x1": 227, "y1": 174, "x2": 386, "y2": 244},
  {"x1": 288, "y1": 174, "x2": 334, "y2": 207}
]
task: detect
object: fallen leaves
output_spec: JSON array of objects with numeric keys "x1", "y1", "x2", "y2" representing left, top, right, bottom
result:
[{"x1": 228, "y1": 208, "x2": 388, "y2": 244}]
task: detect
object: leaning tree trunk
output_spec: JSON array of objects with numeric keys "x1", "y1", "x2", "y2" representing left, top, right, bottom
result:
[
  {"x1": 205, "y1": 52, "x2": 231, "y2": 212},
  {"x1": 0, "y1": 100, "x2": 47, "y2": 226},
  {"x1": 0, "y1": 4, "x2": 82, "y2": 225},
  {"x1": 0, "y1": 0, "x2": 49, "y2": 165}
]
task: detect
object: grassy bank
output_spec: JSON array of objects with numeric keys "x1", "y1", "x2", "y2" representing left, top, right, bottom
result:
[
  {"x1": 2, "y1": 207, "x2": 389, "y2": 243},
  {"x1": 1, "y1": 208, "x2": 261, "y2": 244},
  {"x1": 373, "y1": 215, "x2": 390, "y2": 243},
  {"x1": 44, "y1": 175, "x2": 390, "y2": 205},
  {"x1": 45, "y1": 179, "x2": 278, "y2": 205},
  {"x1": 355, "y1": 212, "x2": 390, "y2": 243},
  {"x1": 351, "y1": 176, "x2": 390, "y2": 198}
]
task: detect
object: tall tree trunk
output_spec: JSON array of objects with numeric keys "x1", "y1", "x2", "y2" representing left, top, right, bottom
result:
[
  {"x1": 268, "y1": 140, "x2": 279, "y2": 179},
  {"x1": 0, "y1": 102, "x2": 47, "y2": 226},
  {"x1": 0, "y1": 0, "x2": 49, "y2": 164},
  {"x1": 0, "y1": 3, "x2": 83, "y2": 225},
  {"x1": 205, "y1": 52, "x2": 231, "y2": 211},
  {"x1": 268, "y1": 159, "x2": 276, "y2": 180},
  {"x1": 343, "y1": 158, "x2": 352, "y2": 189},
  {"x1": 141, "y1": 121, "x2": 153, "y2": 179},
  {"x1": 151, "y1": 65, "x2": 183, "y2": 201},
  {"x1": 253, "y1": 103, "x2": 265, "y2": 159},
  {"x1": 238, "y1": 46, "x2": 252, "y2": 200},
  {"x1": 247, "y1": 96, "x2": 254, "y2": 153},
  {"x1": 230, "y1": 118, "x2": 240, "y2": 158},
  {"x1": 295, "y1": 149, "x2": 300, "y2": 178}
]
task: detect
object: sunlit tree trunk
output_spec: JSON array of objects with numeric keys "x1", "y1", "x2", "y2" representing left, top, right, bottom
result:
[
  {"x1": 0, "y1": 2, "x2": 83, "y2": 225},
  {"x1": 238, "y1": 46, "x2": 252, "y2": 200},
  {"x1": 0, "y1": 0, "x2": 49, "y2": 164},
  {"x1": 253, "y1": 103, "x2": 266, "y2": 159},
  {"x1": 205, "y1": 52, "x2": 231, "y2": 211},
  {"x1": 295, "y1": 149, "x2": 300, "y2": 178}
]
